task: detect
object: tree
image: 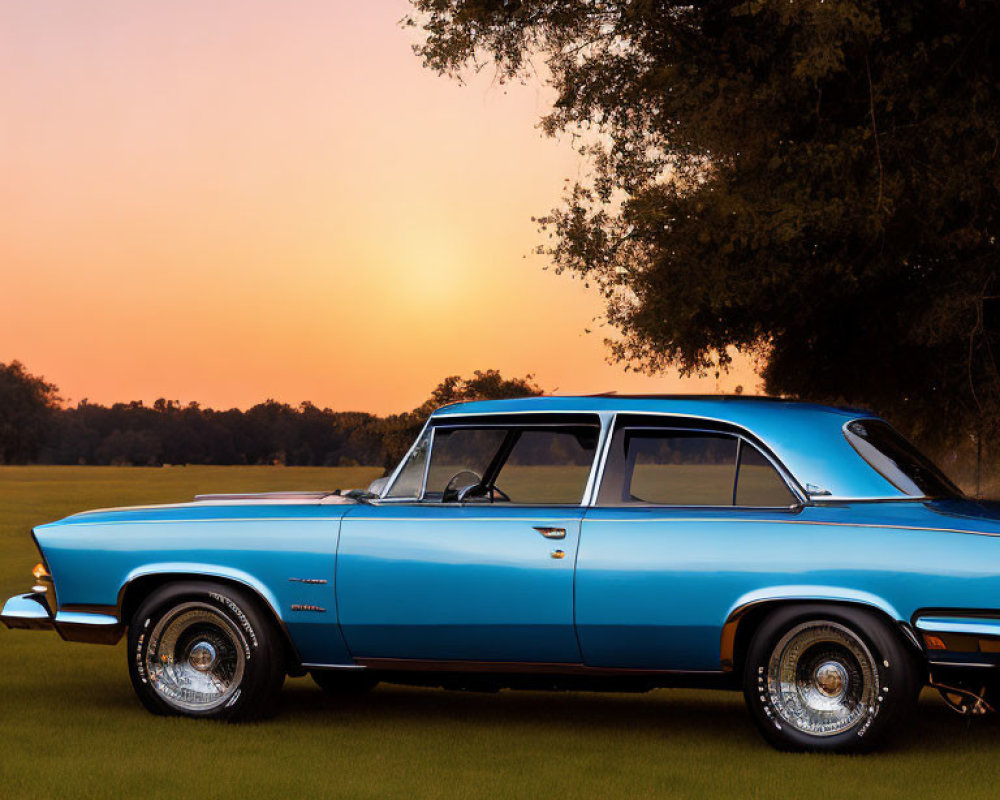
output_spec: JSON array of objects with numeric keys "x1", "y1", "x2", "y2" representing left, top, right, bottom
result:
[
  {"x1": 0, "y1": 361, "x2": 59, "y2": 463},
  {"x1": 413, "y1": 369, "x2": 543, "y2": 417},
  {"x1": 379, "y1": 370, "x2": 543, "y2": 467},
  {"x1": 407, "y1": 1, "x2": 1000, "y2": 447}
]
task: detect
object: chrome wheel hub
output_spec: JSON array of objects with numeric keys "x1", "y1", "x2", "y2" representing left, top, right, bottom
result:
[
  {"x1": 765, "y1": 621, "x2": 878, "y2": 736},
  {"x1": 814, "y1": 660, "x2": 848, "y2": 699},
  {"x1": 188, "y1": 641, "x2": 218, "y2": 672},
  {"x1": 145, "y1": 602, "x2": 246, "y2": 713}
]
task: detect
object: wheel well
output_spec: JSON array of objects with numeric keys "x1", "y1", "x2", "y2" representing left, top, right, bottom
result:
[
  {"x1": 119, "y1": 573, "x2": 303, "y2": 673},
  {"x1": 728, "y1": 600, "x2": 926, "y2": 676}
]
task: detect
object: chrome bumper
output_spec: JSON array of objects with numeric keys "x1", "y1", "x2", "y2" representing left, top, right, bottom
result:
[
  {"x1": 2, "y1": 591, "x2": 124, "y2": 645},
  {"x1": 1, "y1": 592, "x2": 54, "y2": 631},
  {"x1": 916, "y1": 615, "x2": 1000, "y2": 668}
]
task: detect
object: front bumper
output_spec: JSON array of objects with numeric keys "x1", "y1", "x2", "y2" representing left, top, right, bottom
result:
[
  {"x1": 2, "y1": 591, "x2": 123, "y2": 645},
  {"x1": 1, "y1": 592, "x2": 54, "y2": 631}
]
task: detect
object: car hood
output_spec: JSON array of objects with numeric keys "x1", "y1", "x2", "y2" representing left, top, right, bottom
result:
[{"x1": 36, "y1": 494, "x2": 358, "y2": 531}]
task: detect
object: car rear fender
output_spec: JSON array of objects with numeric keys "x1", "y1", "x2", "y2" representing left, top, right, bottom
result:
[{"x1": 720, "y1": 585, "x2": 912, "y2": 672}]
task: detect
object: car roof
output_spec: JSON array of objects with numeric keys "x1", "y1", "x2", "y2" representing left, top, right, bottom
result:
[{"x1": 431, "y1": 395, "x2": 900, "y2": 500}]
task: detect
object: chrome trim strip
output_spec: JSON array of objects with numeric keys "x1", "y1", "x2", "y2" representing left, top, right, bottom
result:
[
  {"x1": 194, "y1": 491, "x2": 340, "y2": 502},
  {"x1": 927, "y1": 661, "x2": 998, "y2": 669},
  {"x1": 302, "y1": 662, "x2": 367, "y2": 671},
  {"x1": 417, "y1": 425, "x2": 436, "y2": 501},
  {"x1": 915, "y1": 617, "x2": 1000, "y2": 637},
  {"x1": 584, "y1": 412, "x2": 617, "y2": 507},
  {"x1": 347, "y1": 515, "x2": 606, "y2": 522},
  {"x1": 54, "y1": 611, "x2": 119, "y2": 626},
  {"x1": 353, "y1": 657, "x2": 725, "y2": 676},
  {"x1": 344, "y1": 515, "x2": 1000, "y2": 537},
  {"x1": 431, "y1": 409, "x2": 612, "y2": 419},
  {"x1": 580, "y1": 516, "x2": 1000, "y2": 536},
  {"x1": 810, "y1": 495, "x2": 931, "y2": 503},
  {"x1": 41, "y1": 517, "x2": 349, "y2": 528}
]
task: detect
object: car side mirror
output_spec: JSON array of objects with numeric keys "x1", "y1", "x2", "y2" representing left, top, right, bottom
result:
[{"x1": 367, "y1": 476, "x2": 389, "y2": 497}]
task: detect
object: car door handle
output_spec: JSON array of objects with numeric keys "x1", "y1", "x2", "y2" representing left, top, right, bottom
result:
[{"x1": 533, "y1": 526, "x2": 566, "y2": 540}]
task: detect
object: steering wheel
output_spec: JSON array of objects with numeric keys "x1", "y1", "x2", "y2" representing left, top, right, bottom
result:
[
  {"x1": 456, "y1": 482, "x2": 512, "y2": 503},
  {"x1": 442, "y1": 470, "x2": 482, "y2": 503}
]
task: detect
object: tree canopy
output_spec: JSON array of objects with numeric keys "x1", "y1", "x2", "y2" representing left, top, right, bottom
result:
[
  {"x1": 0, "y1": 361, "x2": 59, "y2": 464},
  {"x1": 0, "y1": 362, "x2": 541, "y2": 469},
  {"x1": 408, "y1": 0, "x2": 1000, "y2": 444}
]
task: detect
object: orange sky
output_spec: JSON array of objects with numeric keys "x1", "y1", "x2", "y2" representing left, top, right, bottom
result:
[{"x1": 0, "y1": 0, "x2": 759, "y2": 415}]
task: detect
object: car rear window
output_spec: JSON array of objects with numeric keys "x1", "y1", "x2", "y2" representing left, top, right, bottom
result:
[{"x1": 844, "y1": 419, "x2": 961, "y2": 498}]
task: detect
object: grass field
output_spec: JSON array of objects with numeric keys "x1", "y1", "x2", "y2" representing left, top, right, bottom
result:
[{"x1": 1, "y1": 466, "x2": 999, "y2": 799}]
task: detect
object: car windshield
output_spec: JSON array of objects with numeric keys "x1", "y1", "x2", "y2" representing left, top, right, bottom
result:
[{"x1": 844, "y1": 419, "x2": 961, "y2": 498}]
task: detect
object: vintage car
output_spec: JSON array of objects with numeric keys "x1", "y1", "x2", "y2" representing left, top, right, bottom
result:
[{"x1": 3, "y1": 395, "x2": 1000, "y2": 752}]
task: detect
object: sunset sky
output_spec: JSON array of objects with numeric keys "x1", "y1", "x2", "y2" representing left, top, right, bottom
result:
[{"x1": 1, "y1": 0, "x2": 758, "y2": 415}]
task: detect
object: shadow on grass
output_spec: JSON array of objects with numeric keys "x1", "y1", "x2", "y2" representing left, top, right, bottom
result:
[
  {"x1": 44, "y1": 665, "x2": 1000, "y2": 756},
  {"x1": 272, "y1": 681, "x2": 1000, "y2": 753}
]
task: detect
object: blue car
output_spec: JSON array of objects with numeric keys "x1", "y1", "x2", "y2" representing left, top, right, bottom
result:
[{"x1": 4, "y1": 395, "x2": 999, "y2": 752}]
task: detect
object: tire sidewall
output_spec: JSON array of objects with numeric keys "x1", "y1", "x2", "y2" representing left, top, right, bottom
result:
[
  {"x1": 128, "y1": 581, "x2": 280, "y2": 720},
  {"x1": 743, "y1": 604, "x2": 918, "y2": 752}
]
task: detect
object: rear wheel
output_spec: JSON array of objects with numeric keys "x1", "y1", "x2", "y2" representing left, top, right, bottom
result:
[
  {"x1": 127, "y1": 581, "x2": 286, "y2": 721},
  {"x1": 742, "y1": 605, "x2": 920, "y2": 752}
]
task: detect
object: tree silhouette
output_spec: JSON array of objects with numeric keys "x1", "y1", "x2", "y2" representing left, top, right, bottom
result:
[{"x1": 0, "y1": 361, "x2": 59, "y2": 464}]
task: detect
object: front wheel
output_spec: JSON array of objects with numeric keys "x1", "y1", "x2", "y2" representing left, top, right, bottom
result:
[
  {"x1": 743, "y1": 605, "x2": 920, "y2": 752},
  {"x1": 127, "y1": 581, "x2": 286, "y2": 721}
]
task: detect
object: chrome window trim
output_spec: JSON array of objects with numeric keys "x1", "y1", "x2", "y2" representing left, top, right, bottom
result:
[
  {"x1": 416, "y1": 426, "x2": 436, "y2": 501},
  {"x1": 586, "y1": 412, "x2": 617, "y2": 508},
  {"x1": 381, "y1": 408, "x2": 931, "y2": 507},
  {"x1": 590, "y1": 420, "x2": 806, "y2": 509},
  {"x1": 415, "y1": 413, "x2": 605, "y2": 507},
  {"x1": 581, "y1": 411, "x2": 616, "y2": 506},
  {"x1": 809, "y1": 495, "x2": 928, "y2": 503},
  {"x1": 380, "y1": 418, "x2": 432, "y2": 501}
]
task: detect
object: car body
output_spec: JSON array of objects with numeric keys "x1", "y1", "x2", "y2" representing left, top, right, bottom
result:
[{"x1": 4, "y1": 395, "x2": 1000, "y2": 750}]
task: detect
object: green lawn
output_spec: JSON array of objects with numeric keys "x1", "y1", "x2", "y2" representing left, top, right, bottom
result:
[{"x1": 1, "y1": 466, "x2": 998, "y2": 799}]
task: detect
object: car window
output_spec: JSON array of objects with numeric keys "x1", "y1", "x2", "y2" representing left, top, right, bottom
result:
[
  {"x1": 385, "y1": 427, "x2": 431, "y2": 498},
  {"x1": 735, "y1": 442, "x2": 796, "y2": 506},
  {"x1": 622, "y1": 431, "x2": 738, "y2": 505},
  {"x1": 493, "y1": 427, "x2": 599, "y2": 504},
  {"x1": 597, "y1": 427, "x2": 796, "y2": 507},
  {"x1": 424, "y1": 428, "x2": 508, "y2": 498},
  {"x1": 844, "y1": 419, "x2": 961, "y2": 498}
]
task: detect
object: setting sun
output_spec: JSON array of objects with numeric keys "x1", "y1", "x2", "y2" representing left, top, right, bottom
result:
[{"x1": 0, "y1": 0, "x2": 757, "y2": 413}]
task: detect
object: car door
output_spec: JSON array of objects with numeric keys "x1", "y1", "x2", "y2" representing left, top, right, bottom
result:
[
  {"x1": 337, "y1": 417, "x2": 600, "y2": 664},
  {"x1": 576, "y1": 417, "x2": 803, "y2": 670}
]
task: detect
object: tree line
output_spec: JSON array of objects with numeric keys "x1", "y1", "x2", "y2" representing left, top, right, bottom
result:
[
  {"x1": 0, "y1": 361, "x2": 540, "y2": 469},
  {"x1": 0, "y1": 358, "x2": 993, "y2": 493}
]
